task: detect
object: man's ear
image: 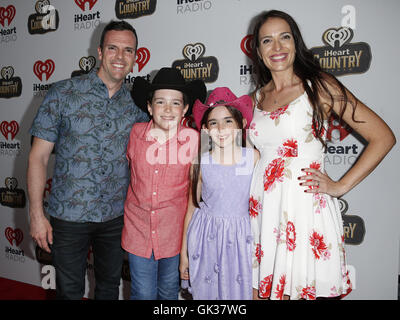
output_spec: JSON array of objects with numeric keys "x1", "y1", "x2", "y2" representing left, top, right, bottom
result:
[{"x1": 97, "y1": 46, "x2": 103, "y2": 61}]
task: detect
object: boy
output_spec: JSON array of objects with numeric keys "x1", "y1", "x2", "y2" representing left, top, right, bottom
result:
[{"x1": 121, "y1": 67, "x2": 206, "y2": 299}]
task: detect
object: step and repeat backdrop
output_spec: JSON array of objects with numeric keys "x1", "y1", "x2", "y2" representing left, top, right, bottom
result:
[{"x1": 0, "y1": 0, "x2": 399, "y2": 299}]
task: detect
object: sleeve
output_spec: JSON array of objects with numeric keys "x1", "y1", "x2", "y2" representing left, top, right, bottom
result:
[{"x1": 29, "y1": 83, "x2": 62, "y2": 143}]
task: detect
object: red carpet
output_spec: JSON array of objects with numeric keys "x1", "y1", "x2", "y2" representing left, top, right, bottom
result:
[{"x1": 0, "y1": 277, "x2": 56, "y2": 300}]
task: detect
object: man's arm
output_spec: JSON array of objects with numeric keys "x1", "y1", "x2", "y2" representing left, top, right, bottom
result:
[{"x1": 27, "y1": 137, "x2": 55, "y2": 253}]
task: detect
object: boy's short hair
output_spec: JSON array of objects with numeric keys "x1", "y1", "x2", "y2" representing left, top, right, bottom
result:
[{"x1": 99, "y1": 20, "x2": 138, "y2": 51}]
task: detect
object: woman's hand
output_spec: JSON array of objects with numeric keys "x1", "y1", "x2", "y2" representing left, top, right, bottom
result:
[{"x1": 298, "y1": 168, "x2": 347, "y2": 198}]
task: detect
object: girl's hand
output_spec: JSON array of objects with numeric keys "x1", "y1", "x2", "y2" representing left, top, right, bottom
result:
[
  {"x1": 298, "y1": 168, "x2": 346, "y2": 198},
  {"x1": 179, "y1": 253, "x2": 190, "y2": 280}
]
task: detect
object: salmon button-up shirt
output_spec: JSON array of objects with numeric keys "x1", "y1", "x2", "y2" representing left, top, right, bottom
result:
[{"x1": 121, "y1": 121, "x2": 199, "y2": 260}]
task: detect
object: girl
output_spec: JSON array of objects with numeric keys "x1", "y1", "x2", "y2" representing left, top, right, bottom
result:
[{"x1": 179, "y1": 87, "x2": 259, "y2": 300}]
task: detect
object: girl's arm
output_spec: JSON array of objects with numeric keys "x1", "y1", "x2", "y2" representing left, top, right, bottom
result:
[
  {"x1": 299, "y1": 78, "x2": 396, "y2": 196},
  {"x1": 179, "y1": 164, "x2": 202, "y2": 280}
]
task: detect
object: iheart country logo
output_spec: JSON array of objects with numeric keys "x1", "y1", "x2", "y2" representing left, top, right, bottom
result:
[
  {"x1": 183, "y1": 43, "x2": 205, "y2": 62},
  {"x1": 79, "y1": 56, "x2": 96, "y2": 72},
  {"x1": 0, "y1": 5, "x2": 16, "y2": 27},
  {"x1": 74, "y1": 0, "x2": 97, "y2": 11},
  {"x1": 33, "y1": 59, "x2": 55, "y2": 81},
  {"x1": 0, "y1": 120, "x2": 19, "y2": 140},
  {"x1": 240, "y1": 35, "x2": 253, "y2": 60},
  {"x1": 323, "y1": 27, "x2": 353, "y2": 48},
  {"x1": 136, "y1": 47, "x2": 150, "y2": 72},
  {"x1": 5, "y1": 227, "x2": 23, "y2": 246},
  {"x1": 1, "y1": 66, "x2": 14, "y2": 80},
  {"x1": 5, "y1": 177, "x2": 18, "y2": 190}
]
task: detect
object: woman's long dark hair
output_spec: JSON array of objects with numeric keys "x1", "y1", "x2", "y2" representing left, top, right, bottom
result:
[
  {"x1": 191, "y1": 105, "x2": 246, "y2": 208},
  {"x1": 251, "y1": 10, "x2": 359, "y2": 146}
]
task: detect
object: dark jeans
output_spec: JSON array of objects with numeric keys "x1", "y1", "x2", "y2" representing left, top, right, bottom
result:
[{"x1": 50, "y1": 215, "x2": 124, "y2": 300}]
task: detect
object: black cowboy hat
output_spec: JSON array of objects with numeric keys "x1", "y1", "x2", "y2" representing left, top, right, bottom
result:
[{"x1": 131, "y1": 67, "x2": 207, "y2": 116}]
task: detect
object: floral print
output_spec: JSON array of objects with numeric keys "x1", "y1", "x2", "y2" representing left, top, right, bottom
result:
[
  {"x1": 255, "y1": 243, "x2": 263, "y2": 264},
  {"x1": 275, "y1": 274, "x2": 286, "y2": 300},
  {"x1": 249, "y1": 196, "x2": 262, "y2": 218},
  {"x1": 274, "y1": 211, "x2": 296, "y2": 252},
  {"x1": 277, "y1": 139, "x2": 298, "y2": 158},
  {"x1": 263, "y1": 158, "x2": 285, "y2": 192},
  {"x1": 310, "y1": 230, "x2": 331, "y2": 260},
  {"x1": 259, "y1": 274, "x2": 272, "y2": 298},
  {"x1": 250, "y1": 89, "x2": 352, "y2": 299}
]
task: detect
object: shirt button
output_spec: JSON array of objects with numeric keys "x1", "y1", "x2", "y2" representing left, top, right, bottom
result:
[
  {"x1": 153, "y1": 192, "x2": 156, "y2": 195},
  {"x1": 152, "y1": 230, "x2": 155, "y2": 234},
  {"x1": 151, "y1": 211, "x2": 155, "y2": 214},
  {"x1": 155, "y1": 170, "x2": 158, "y2": 174}
]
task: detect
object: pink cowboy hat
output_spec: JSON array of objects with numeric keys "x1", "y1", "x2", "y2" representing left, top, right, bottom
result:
[{"x1": 192, "y1": 87, "x2": 253, "y2": 130}]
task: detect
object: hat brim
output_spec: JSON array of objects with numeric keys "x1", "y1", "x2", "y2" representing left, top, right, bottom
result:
[
  {"x1": 193, "y1": 95, "x2": 254, "y2": 130},
  {"x1": 132, "y1": 77, "x2": 206, "y2": 116}
]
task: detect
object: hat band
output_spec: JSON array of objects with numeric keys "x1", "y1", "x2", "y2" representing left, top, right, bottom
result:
[{"x1": 209, "y1": 99, "x2": 229, "y2": 107}]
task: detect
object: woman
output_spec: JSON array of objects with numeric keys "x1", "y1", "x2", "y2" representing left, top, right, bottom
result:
[{"x1": 248, "y1": 10, "x2": 395, "y2": 300}]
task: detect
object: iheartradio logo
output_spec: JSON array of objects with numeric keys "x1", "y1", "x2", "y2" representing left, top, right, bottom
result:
[
  {"x1": 136, "y1": 47, "x2": 150, "y2": 72},
  {"x1": 0, "y1": 5, "x2": 16, "y2": 27},
  {"x1": 240, "y1": 35, "x2": 253, "y2": 60},
  {"x1": 183, "y1": 43, "x2": 205, "y2": 62},
  {"x1": 33, "y1": 59, "x2": 55, "y2": 81},
  {"x1": 74, "y1": 0, "x2": 97, "y2": 11},
  {"x1": 5, "y1": 227, "x2": 23, "y2": 246},
  {"x1": 323, "y1": 27, "x2": 353, "y2": 48},
  {"x1": 0, "y1": 120, "x2": 19, "y2": 140},
  {"x1": 327, "y1": 115, "x2": 352, "y2": 142}
]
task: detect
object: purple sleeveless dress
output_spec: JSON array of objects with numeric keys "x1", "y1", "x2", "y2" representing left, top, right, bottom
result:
[{"x1": 187, "y1": 148, "x2": 254, "y2": 300}]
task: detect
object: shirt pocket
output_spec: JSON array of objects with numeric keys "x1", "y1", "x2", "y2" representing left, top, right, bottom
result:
[{"x1": 164, "y1": 164, "x2": 189, "y2": 186}]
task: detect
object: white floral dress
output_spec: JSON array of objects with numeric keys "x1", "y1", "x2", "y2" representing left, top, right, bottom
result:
[{"x1": 249, "y1": 90, "x2": 352, "y2": 300}]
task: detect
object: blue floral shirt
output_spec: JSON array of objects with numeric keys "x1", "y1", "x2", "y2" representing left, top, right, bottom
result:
[{"x1": 30, "y1": 69, "x2": 148, "y2": 222}]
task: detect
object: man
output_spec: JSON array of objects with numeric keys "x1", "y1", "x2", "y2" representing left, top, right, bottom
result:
[{"x1": 27, "y1": 20, "x2": 148, "y2": 300}]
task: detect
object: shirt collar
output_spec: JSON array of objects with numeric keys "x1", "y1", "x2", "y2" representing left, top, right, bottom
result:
[{"x1": 89, "y1": 68, "x2": 129, "y2": 98}]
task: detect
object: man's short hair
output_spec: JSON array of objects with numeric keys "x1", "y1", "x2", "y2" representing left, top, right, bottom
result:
[{"x1": 99, "y1": 20, "x2": 138, "y2": 51}]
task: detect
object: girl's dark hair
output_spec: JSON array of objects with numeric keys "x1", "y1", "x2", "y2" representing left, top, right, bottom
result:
[
  {"x1": 191, "y1": 105, "x2": 246, "y2": 208},
  {"x1": 251, "y1": 10, "x2": 359, "y2": 146}
]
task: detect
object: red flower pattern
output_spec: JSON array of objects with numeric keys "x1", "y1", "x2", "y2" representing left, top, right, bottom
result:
[
  {"x1": 255, "y1": 243, "x2": 263, "y2": 264},
  {"x1": 310, "y1": 231, "x2": 328, "y2": 259},
  {"x1": 275, "y1": 274, "x2": 286, "y2": 300},
  {"x1": 249, "y1": 196, "x2": 262, "y2": 218},
  {"x1": 259, "y1": 274, "x2": 273, "y2": 298},
  {"x1": 286, "y1": 221, "x2": 296, "y2": 251},
  {"x1": 278, "y1": 139, "x2": 298, "y2": 157},
  {"x1": 269, "y1": 105, "x2": 289, "y2": 120},
  {"x1": 300, "y1": 285, "x2": 316, "y2": 300},
  {"x1": 263, "y1": 158, "x2": 285, "y2": 192}
]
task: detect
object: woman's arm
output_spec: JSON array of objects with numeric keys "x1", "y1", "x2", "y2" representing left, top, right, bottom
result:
[{"x1": 299, "y1": 78, "x2": 396, "y2": 197}]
